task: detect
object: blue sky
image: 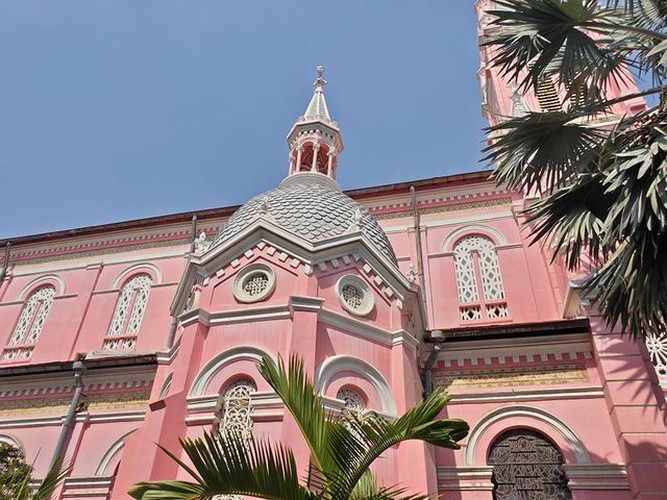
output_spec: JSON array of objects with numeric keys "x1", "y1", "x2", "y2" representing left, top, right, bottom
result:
[{"x1": 0, "y1": 1, "x2": 487, "y2": 239}]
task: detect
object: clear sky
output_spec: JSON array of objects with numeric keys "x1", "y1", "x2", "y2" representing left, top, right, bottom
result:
[{"x1": 0, "y1": 1, "x2": 487, "y2": 239}]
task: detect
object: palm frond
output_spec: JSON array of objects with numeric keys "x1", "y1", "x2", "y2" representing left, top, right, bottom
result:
[
  {"x1": 325, "y1": 391, "x2": 468, "y2": 499},
  {"x1": 257, "y1": 355, "x2": 333, "y2": 483},
  {"x1": 525, "y1": 172, "x2": 612, "y2": 268},
  {"x1": 484, "y1": 112, "x2": 603, "y2": 192},
  {"x1": 129, "y1": 431, "x2": 315, "y2": 500},
  {"x1": 31, "y1": 458, "x2": 72, "y2": 500},
  {"x1": 349, "y1": 471, "x2": 431, "y2": 500}
]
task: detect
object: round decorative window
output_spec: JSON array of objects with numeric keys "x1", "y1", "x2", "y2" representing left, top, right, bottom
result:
[
  {"x1": 233, "y1": 264, "x2": 276, "y2": 303},
  {"x1": 336, "y1": 275, "x2": 374, "y2": 316}
]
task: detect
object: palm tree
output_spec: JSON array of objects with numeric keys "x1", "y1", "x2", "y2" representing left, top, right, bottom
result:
[
  {"x1": 482, "y1": 0, "x2": 667, "y2": 340},
  {"x1": 129, "y1": 355, "x2": 469, "y2": 499}
]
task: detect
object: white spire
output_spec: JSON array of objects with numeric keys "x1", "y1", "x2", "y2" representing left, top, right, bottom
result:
[{"x1": 303, "y1": 66, "x2": 331, "y2": 121}]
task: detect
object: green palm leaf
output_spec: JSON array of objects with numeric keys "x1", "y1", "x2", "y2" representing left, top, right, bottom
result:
[{"x1": 129, "y1": 432, "x2": 316, "y2": 500}]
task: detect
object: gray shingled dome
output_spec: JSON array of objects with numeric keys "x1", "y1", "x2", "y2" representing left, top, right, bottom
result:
[{"x1": 213, "y1": 174, "x2": 397, "y2": 263}]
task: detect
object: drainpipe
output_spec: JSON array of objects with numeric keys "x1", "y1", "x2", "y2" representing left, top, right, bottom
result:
[
  {"x1": 167, "y1": 214, "x2": 198, "y2": 349},
  {"x1": 423, "y1": 343, "x2": 441, "y2": 397},
  {"x1": 51, "y1": 359, "x2": 86, "y2": 467},
  {"x1": 410, "y1": 186, "x2": 430, "y2": 330},
  {"x1": 0, "y1": 242, "x2": 12, "y2": 302}
]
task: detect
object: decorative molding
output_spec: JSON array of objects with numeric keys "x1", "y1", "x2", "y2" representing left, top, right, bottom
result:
[
  {"x1": 563, "y1": 463, "x2": 630, "y2": 490},
  {"x1": 449, "y1": 386, "x2": 603, "y2": 404},
  {"x1": 111, "y1": 262, "x2": 163, "y2": 288},
  {"x1": 188, "y1": 346, "x2": 274, "y2": 398},
  {"x1": 442, "y1": 224, "x2": 509, "y2": 251},
  {"x1": 435, "y1": 364, "x2": 590, "y2": 391},
  {"x1": 16, "y1": 274, "x2": 66, "y2": 300},
  {"x1": 428, "y1": 333, "x2": 593, "y2": 368},
  {"x1": 437, "y1": 466, "x2": 494, "y2": 491},
  {"x1": 315, "y1": 355, "x2": 397, "y2": 416},
  {"x1": 465, "y1": 405, "x2": 590, "y2": 466},
  {"x1": 62, "y1": 476, "x2": 114, "y2": 498},
  {"x1": 95, "y1": 428, "x2": 137, "y2": 476}
]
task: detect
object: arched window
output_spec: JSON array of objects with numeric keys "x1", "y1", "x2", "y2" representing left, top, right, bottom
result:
[
  {"x1": 216, "y1": 378, "x2": 257, "y2": 443},
  {"x1": 453, "y1": 235, "x2": 508, "y2": 321},
  {"x1": 103, "y1": 274, "x2": 152, "y2": 350},
  {"x1": 3, "y1": 285, "x2": 56, "y2": 361},
  {"x1": 488, "y1": 429, "x2": 572, "y2": 500}
]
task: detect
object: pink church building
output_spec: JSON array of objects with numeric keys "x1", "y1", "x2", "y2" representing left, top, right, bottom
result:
[{"x1": 1, "y1": 5, "x2": 666, "y2": 499}]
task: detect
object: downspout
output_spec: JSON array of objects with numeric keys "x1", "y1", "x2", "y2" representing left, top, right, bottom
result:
[
  {"x1": 167, "y1": 214, "x2": 198, "y2": 349},
  {"x1": 0, "y1": 242, "x2": 12, "y2": 302},
  {"x1": 51, "y1": 359, "x2": 86, "y2": 467},
  {"x1": 423, "y1": 344, "x2": 441, "y2": 397},
  {"x1": 411, "y1": 186, "x2": 440, "y2": 398},
  {"x1": 410, "y1": 186, "x2": 430, "y2": 329}
]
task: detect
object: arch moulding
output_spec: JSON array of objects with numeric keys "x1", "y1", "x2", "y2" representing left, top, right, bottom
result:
[
  {"x1": 464, "y1": 405, "x2": 590, "y2": 466},
  {"x1": 17, "y1": 274, "x2": 66, "y2": 300},
  {"x1": 189, "y1": 346, "x2": 275, "y2": 398},
  {"x1": 315, "y1": 355, "x2": 397, "y2": 416},
  {"x1": 95, "y1": 428, "x2": 137, "y2": 476},
  {"x1": 111, "y1": 262, "x2": 163, "y2": 289},
  {"x1": 442, "y1": 224, "x2": 508, "y2": 252}
]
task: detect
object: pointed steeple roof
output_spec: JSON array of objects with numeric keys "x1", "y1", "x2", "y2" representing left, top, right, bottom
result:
[{"x1": 303, "y1": 66, "x2": 331, "y2": 121}]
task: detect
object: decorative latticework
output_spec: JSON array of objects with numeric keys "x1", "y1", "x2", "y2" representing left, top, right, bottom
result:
[
  {"x1": 460, "y1": 305, "x2": 482, "y2": 321},
  {"x1": 489, "y1": 429, "x2": 572, "y2": 500},
  {"x1": 242, "y1": 272, "x2": 269, "y2": 297},
  {"x1": 486, "y1": 303, "x2": 509, "y2": 319},
  {"x1": 218, "y1": 378, "x2": 257, "y2": 443},
  {"x1": 337, "y1": 388, "x2": 366, "y2": 414},
  {"x1": 105, "y1": 274, "x2": 152, "y2": 349},
  {"x1": 213, "y1": 378, "x2": 257, "y2": 500},
  {"x1": 453, "y1": 235, "x2": 508, "y2": 321},
  {"x1": 341, "y1": 284, "x2": 363, "y2": 310},
  {"x1": 3, "y1": 285, "x2": 56, "y2": 360},
  {"x1": 646, "y1": 332, "x2": 667, "y2": 385}
]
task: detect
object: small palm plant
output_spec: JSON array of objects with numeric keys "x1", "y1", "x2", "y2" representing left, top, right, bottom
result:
[{"x1": 129, "y1": 355, "x2": 469, "y2": 499}]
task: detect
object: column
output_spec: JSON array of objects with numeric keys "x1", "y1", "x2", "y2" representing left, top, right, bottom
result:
[{"x1": 311, "y1": 143, "x2": 320, "y2": 171}]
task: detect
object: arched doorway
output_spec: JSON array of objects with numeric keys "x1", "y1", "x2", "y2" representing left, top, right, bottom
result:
[{"x1": 488, "y1": 429, "x2": 572, "y2": 499}]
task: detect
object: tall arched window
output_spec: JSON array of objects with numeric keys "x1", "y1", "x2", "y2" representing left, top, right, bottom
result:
[
  {"x1": 216, "y1": 378, "x2": 257, "y2": 443},
  {"x1": 488, "y1": 429, "x2": 572, "y2": 500},
  {"x1": 103, "y1": 274, "x2": 152, "y2": 350},
  {"x1": 3, "y1": 285, "x2": 56, "y2": 361},
  {"x1": 453, "y1": 235, "x2": 508, "y2": 321}
]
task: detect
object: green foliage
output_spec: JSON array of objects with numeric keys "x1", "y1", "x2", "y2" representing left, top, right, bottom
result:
[
  {"x1": 129, "y1": 355, "x2": 469, "y2": 499},
  {"x1": 484, "y1": 0, "x2": 667, "y2": 338}
]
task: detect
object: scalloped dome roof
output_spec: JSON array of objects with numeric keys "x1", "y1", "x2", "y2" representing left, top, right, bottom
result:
[{"x1": 213, "y1": 174, "x2": 397, "y2": 263}]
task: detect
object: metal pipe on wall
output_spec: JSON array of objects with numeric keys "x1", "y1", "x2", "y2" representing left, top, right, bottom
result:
[{"x1": 51, "y1": 359, "x2": 86, "y2": 467}]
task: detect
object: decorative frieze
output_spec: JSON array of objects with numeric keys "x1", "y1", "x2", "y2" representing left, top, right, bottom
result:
[{"x1": 434, "y1": 364, "x2": 589, "y2": 391}]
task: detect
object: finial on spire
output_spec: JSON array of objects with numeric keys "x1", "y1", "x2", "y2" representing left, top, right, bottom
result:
[{"x1": 314, "y1": 66, "x2": 327, "y2": 88}]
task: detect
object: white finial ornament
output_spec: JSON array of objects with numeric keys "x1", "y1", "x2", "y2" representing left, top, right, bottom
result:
[{"x1": 314, "y1": 65, "x2": 327, "y2": 88}]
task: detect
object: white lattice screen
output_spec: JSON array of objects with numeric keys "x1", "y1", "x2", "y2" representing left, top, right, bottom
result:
[
  {"x1": 646, "y1": 332, "x2": 667, "y2": 386},
  {"x1": 219, "y1": 378, "x2": 257, "y2": 442},
  {"x1": 453, "y1": 235, "x2": 508, "y2": 321},
  {"x1": 104, "y1": 274, "x2": 152, "y2": 350},
  {"x1": 2, "y1": 285, "x2": 56, "y2": 360}
]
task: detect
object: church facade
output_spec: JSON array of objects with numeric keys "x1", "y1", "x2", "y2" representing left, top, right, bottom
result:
[{"x1": 1, "y1": 5, "x2": 666, "y2": 499}]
